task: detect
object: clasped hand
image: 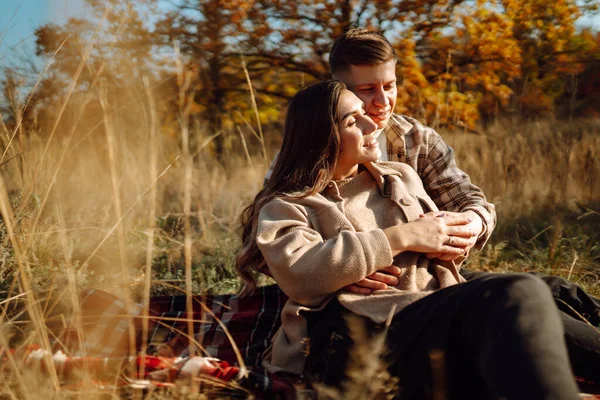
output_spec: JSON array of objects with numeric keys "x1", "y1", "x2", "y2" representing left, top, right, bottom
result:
[{"x1": 343, "y1": 210, "x2": 483, "y2": 295}]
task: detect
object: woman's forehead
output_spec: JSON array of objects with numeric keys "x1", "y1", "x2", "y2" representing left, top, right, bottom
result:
[{"x1": 338, "y1": 89, "x2": 363, "y2": 115}]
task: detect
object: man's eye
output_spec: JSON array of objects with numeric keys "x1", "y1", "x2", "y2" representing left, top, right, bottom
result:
[{"x1": 360, "y1": 88, "x2": 373, "y2": 92}]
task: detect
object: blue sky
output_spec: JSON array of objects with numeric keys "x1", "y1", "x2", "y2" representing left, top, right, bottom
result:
[
  {"x1": 1, "y1": 0, "x2": 599, "y2": 65},
  {"x1": 0, "y1": 0, "x2": 90, "y2": 61}
]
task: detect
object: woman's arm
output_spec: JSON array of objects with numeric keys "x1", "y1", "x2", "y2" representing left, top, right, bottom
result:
[
  {"x1": 256, "y1": 199, "x2": 394, "y2": 305},
  {"x1": 345, "y1": 214, "x2": 476, "y2": 294}
]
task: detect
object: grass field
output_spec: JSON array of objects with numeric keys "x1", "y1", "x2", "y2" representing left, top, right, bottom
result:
[{"x1": 0, "y1": 59, "x2": 599, "y2": 398}]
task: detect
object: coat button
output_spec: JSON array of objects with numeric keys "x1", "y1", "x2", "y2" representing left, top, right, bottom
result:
[{"x1": 400, "y1": 197, "x2": 413, "y2": 206}]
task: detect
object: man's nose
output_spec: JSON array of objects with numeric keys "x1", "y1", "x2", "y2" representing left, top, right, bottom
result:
[{"x1": 373, "y1": 87, "x2": 389, "y2": 107}]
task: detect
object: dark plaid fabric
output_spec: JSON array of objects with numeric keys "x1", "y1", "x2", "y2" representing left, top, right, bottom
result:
[
  {"x1": 55, "y1": 285, "x2": 294, "y2": 396},
  {"x1": 147, "y1": 284, "x2": 288, "y2": 367},
  {"x1": 67, "y1": 285, "x2": 287, "y2": 368}
]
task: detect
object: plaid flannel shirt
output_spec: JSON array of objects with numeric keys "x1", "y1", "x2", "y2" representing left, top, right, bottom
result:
[{"x1": 265, "y1": 114, "x2": 496, "y2": 248}]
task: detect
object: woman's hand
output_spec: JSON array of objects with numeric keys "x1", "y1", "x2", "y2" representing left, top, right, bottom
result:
[
  {"x1": 343, "y1": 212, "x2": 481, "y2": 295},
  {"x1": 384, "y1": 213, "x2": 476, "y2": 256},
  {"x1": 419, "y1": 211, "x2": 482, "y2": 260}
]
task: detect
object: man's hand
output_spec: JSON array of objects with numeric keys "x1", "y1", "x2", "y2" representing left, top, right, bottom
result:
[
  {"x1": 420, "y1": 210, "x2": 482, "y2": 260},
  {"x1": 342, "y1": 266, "x2": 402, "y2": 295}
]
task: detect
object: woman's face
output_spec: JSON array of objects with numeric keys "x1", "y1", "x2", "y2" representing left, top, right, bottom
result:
[{"x1": 333, "y1": 89, "x2": 380, "y2": 179}]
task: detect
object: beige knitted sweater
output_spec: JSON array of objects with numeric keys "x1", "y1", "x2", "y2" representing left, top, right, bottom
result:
[{"x1": 256, "y1": 162, "x2": 494, "y2": 375}]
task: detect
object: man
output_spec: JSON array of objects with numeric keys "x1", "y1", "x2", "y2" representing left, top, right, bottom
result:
[
  {"x1": 328, "y1": 29, "x2": 493, "y2": 294},
  {"x1": 267, "y1": 28, "x2": 495, "y2": 293},
  {"x1": 266, "y1": 28, "x2": 600, "y2": 382}
]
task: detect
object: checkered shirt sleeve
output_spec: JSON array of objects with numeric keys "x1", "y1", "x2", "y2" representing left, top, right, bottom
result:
[{"x1": 385, "y1": 115, "x2": 496, "y2": 249}]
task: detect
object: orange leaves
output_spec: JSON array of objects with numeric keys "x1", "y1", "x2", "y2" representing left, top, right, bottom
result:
[{"x1": 29, "y1": 0, "x2": 600, "y2": 138}]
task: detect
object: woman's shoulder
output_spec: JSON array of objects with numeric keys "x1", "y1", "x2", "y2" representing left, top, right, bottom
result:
[{"x1": 260, "y1": 192, "x2": 331, "y2": 216}]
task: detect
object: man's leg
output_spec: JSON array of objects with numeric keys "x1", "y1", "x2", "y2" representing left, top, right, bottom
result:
[
  {"x1": 461, "y1": 268, "x2": 600, "y2": 383},
  {"x1": 461, "y1": 268, "x2": 600, "y2": 326},
  {"x1": 306, "y1": 274, "x2": 579, "y2": 399}
]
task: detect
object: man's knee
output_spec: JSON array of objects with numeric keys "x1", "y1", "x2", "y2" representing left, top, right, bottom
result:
[{"x1": 503, "y1": 273, "x2": 554, "y2": 303}]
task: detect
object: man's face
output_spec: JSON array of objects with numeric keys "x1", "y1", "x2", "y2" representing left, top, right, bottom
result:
[{"x1": 334, "y1": 60, "x2": 397, "y2": 129}]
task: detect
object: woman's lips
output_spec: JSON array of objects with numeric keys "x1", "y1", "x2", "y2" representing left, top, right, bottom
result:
[{"x1": 364, "y1": 138, "x2": 378, "y2": 148}]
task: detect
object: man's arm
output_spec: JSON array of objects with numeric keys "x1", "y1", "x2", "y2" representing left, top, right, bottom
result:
[
  {"x1": 345, "y1": 116, "x2": 495, "y2": 293},
  {"x1": 400, "y1": 116, "x2": 496, "y2": 248}
]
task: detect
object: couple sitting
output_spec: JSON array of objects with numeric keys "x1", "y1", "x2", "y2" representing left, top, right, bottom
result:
[{"x1": 236, "y1": 29, "x2": 600, "y2": 399}]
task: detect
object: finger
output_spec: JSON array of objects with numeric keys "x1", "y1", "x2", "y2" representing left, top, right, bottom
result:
[
  {"x1": 369, "y1": 272, "x2": 399, "y2": 286},
  {"x1": 442, "y1": 215, "x2": 473, "y2": 226},
  {"x1": 444, "y1": 236, "x2": 473, "y2": 247},
  {"x1": 446, "y1": 226, "x2": 477, "y2": 237},
  {"x1": 438, "y1": 253, "x2": 463, "y2": 261},
  {"x1": 420, "y1": 211, "x2": 445, "y2": 219},
  {"x1": 378, "y1": 265, "x2": 402, "y2": 276},
  {"x1": 342, "y1": 284, "x2": 373, "y2": 295},
  {"x1": 426, "y1": 252, "x2": 443, "y2": 259},
  {"x1": 440, "y1": 245, "x2": 466, "y2": 255},
  {"x1": 355, "y1": 277, "x2": 389, "y2": 290}
]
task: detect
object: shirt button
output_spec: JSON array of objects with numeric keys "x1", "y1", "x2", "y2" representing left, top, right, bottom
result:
[{"x1": 400, "y1": 197, "x2": 413, "y2": 206}]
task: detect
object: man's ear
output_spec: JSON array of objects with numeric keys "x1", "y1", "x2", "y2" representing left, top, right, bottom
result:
[{"x1": 331, "y1": 69, "x2": 346, "y2": 81}]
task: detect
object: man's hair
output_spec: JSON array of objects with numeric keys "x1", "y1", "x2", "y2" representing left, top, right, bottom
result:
[{"x1": 329, "y1": 28, "x2": 397, "y2": 75}]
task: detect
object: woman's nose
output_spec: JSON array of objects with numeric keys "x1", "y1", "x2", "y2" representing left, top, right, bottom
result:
[{"x1": 361, "y1": 115, "x2": 378, "y2": 134}]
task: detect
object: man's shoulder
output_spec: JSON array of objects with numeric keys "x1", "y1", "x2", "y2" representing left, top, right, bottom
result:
[{"x1": 388, "y1": 114, "x2": 441, "y2": 144}]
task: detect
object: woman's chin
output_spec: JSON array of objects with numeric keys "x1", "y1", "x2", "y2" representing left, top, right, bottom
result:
[{"x1": 367, "y1": 148, "x2": 382, "y2": 162}]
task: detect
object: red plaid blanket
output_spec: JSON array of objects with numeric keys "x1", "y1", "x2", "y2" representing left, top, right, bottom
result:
[
  {"x1": 53, "y1": 285, "x2": 296, "y2": 397},
  {"x1": 6, "y1": 285, "x2": 599, "y2": 398},
  {"x1": 146, "y1": 284, "x2": 287, "y2": 367}
]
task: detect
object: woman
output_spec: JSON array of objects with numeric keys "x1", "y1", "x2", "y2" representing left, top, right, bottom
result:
[{"x1": 236, "y1": 81, "x2": 579, "y2": 399}]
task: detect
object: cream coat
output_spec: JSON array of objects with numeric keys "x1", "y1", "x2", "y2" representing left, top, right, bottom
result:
[{"x1": 256, "y1": 162, "x2": 494, "y2": 375}]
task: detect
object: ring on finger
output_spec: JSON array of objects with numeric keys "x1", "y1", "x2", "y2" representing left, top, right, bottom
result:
[{"x1": 447, "y1": 235, "x2": 454, "y2": 245}]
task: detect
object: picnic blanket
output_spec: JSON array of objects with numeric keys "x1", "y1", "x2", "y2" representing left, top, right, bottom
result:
[
  {"x1": 3, "y1": 285, "x2": 600, "y2": 399},
  {"x1": 64, "y1": 284, "x2": 297, "y2": 395},
  {"x1": 0, "y1": 285, "x2": 302, "y2": 398},
  {"x1": 62, "y1": 285, "x2": 287, "y2": 366}
]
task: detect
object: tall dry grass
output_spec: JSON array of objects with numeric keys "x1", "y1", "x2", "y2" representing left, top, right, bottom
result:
[{"x1": 0, "y1": 45, "x2": 267, "y2": 396}]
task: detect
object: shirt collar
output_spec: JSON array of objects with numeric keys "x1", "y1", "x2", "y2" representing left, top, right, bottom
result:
[
  {"x1": 384, "y1": 114, "x2": 413, "y2": 148},
  {"x1": 363, "y1": 162, "x2": 403, "y2": 195}
]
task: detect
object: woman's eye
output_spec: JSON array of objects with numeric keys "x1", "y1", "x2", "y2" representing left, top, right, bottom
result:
[{"x1": 348, "y1": 119, "x2": 357, "y2": 126}]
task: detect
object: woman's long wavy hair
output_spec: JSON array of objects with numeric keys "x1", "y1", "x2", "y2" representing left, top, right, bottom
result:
[{"x1": 236, "y1": 80, "x2": 347, "y2": 295}]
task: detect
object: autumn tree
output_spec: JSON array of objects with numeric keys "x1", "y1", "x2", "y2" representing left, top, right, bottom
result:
[
  {"x1": 502, "y1": 0, "x2": 595, "y2": 117},
  {"x1": 155, "y1": 0, "x2": 259, "y2": 159},
  {"x1": 12, "y1": 0, "x2": 600, "y2": 141},
  {"x1": 238, "y1": 0, "x2": 526, "y2": 129},
  {"x1": 32, "y1": 0, "x2": 157, "y2": 135},
  {"x1": 392, "y1": 1, "x2": 521, "y2": 128}
]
